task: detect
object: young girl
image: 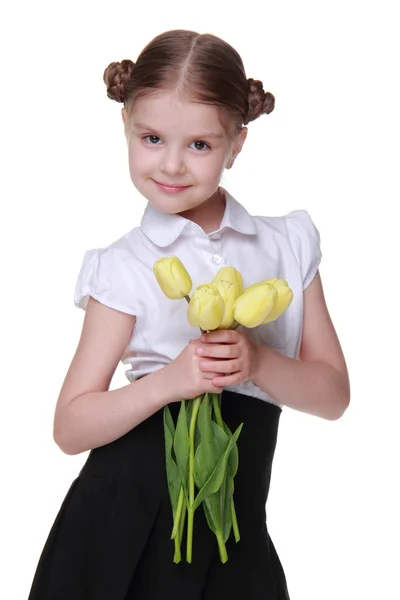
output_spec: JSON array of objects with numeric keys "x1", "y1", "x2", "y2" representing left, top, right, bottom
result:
[{"x1": 28, "y1": 29, "x2": 350, "y2": 599}]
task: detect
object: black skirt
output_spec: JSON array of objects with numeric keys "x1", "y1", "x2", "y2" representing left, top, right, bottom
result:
[{"x1": 28, "y1": 391, "x2": 290, "y2": 599}]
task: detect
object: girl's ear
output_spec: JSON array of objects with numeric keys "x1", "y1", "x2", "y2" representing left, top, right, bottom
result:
[
  {"x1": 122, "y1": 107, "x2": 130, "y2": 141},
  {"x1": 227, "y1": 127, "x2": 248, "y2": 169}
]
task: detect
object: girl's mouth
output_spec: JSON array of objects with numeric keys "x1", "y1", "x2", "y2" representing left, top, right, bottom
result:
[{"x1": 152, "y1": 180, "x2": 191, "y2": 194}]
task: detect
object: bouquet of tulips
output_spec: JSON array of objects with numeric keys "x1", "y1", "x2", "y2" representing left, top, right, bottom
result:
[{"x1": 153, "y1": 257, "x2": 293, "y2": 564}]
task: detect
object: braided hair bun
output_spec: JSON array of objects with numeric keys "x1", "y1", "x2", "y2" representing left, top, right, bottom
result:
[
  {"x1": 103, "y1": 60, "x2": 135, "y2": 103},
  {"x1": 244, "y1": 78, "x2": 275, "y2": 125}
]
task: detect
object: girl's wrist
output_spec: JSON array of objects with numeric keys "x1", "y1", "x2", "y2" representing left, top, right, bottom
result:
[
  {"x1": 148, "y1": 364, "x2": 180, "y2": 407},
  {"x1": 132, "y1": 367, "x2": 177, "y2": 411},
  {"x1": 250, "y1": 343, "x2": 274, "y2": 388}
]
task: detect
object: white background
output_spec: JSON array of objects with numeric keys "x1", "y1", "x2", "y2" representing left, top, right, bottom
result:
[{"x1": 1, "y1": 1, "x2": 399, "y2": 598}]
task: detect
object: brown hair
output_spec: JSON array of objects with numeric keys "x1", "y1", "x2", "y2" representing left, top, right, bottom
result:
[{"x1": 103, "y1": 30, "x2": 275, "y2": 133}]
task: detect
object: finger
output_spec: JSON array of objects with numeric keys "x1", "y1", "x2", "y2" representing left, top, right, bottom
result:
[
  {"x1": 196, "y1": 344, "x2": 239, "y2": 359},
  {"x1": 212, "y1": 372, "x2": 245, "y2": 387},
  {"x1": 200, "y1": 359, "x2": 241, "y2": 374},
  {"x1": 202, "y1": 371, "x2": 224, "y2": 380},
  {"x1": 210, "y1": 384, "x2": 225, "y2": 393},
  {"x1": 200, "y1": 330, "x2": 241, "y2": 344},
  {"x1": 205, "y1": 379, "x2": 225, "y2": 393}
]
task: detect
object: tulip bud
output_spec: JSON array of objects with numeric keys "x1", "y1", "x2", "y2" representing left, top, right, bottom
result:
[
  {"x1": 153, "y1": 256, "x2": 192, "y2": 300},
  {"x1": 262, "y1": 278, "x2": 293, "y2": 323},
  {"x1": 233, "y1": 282, "x2": 278, "y2": 328},
  {"x1": 211, "y1": 267, "x2": 244, "y2": 329},
  {"x1": 187, "y1": 284, "x2": 225, "y2": 331}
]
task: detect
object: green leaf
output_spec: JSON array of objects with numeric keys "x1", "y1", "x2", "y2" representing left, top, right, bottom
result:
[
  {"x1": 203, "y1": 495, "x2": 220, "y2": 535},
  {"x1": 193, "y1": 423, "x2": 243, "y2": 510},
  {"x1": 202, "y1": 496, "x2": 217, "y2": 533},
  {"x1": 207, "y1": 466, "x2": 233, "y2": 544},
  {"x1": 202, "y1": 474, "x2": 233, "y2": 543},
  {"x1": 163, "y1": 406, "x2": 181, "y2": 513},
  {"x1": 221, "y1": 420, "x2": 241, "y2": 542},
  {"x1": 164, "y1": 404, "x2": 175, "y2": 438},
  {"x1": 223, "y1": 422, "x2": 240, "y2": 478},
  {"x1": 198, "y1": 393, "x2": 213, "y2": 443},
  {"x1": 186, "y1": 398, "x2": 193, "y2": 429},
  {"x1": 194, "y1": 417, "x2": 229, "y2": 490},
  {"x1": 194, "y1": 417, "x2": 201, "y2": 453},
  {"x1": 213, "y1": 392, "x2": 222, "y2": 419},
  {"x1": 174, "y1": 401, "x2": 190, "y2": 498}
]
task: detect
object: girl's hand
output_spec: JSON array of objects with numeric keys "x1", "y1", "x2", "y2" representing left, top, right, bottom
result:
[
  {"x1": 163, "y1": 340, "x2": 226, "y2": 401},
  {"x1": 191, "y1": 329, "x2": 261, "y2": 388}
]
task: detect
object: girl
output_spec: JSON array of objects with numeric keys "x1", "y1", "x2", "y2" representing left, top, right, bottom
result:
[{"x1": 28, "y1": 29, "x2": 350, "y2": 599}]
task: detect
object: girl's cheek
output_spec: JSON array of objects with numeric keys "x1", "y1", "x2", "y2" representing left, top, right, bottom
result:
[{"x1": 128, "y1": 149, "x2": 150, "y2": 174}]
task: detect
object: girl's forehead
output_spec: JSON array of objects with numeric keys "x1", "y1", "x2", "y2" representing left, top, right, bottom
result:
[{"x1": 130, "y1": 90, "x2": 227, "y2": 135}]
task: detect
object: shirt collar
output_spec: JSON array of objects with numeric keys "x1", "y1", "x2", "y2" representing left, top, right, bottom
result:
[{"x1": 140, "y1": 188, "x2": 257, "y2": 247}]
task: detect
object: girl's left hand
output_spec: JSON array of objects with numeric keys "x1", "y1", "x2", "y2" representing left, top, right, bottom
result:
[{"x1": 190, "y1": 329, "x2": 261, "y2": 388}]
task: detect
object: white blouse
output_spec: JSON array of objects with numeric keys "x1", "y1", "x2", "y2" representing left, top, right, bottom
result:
[{"x1": 74, "y1": 189, "x2": 322, "y2": 407}]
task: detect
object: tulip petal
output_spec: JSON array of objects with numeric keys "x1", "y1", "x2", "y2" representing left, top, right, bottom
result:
[
  {"x1": 187, "y1": 284, "x2": 224, "y2": 331},
  {"x1": 233, "y1": 282, "x2": 278, "y2": 328},
  {"x1": 211, "y1": 267, "x2": 244, "y2": 329},
  {"x1": 153, "y1": 256, "x2": 192, "y2": 299},
  {"x1": 262, "y1": 279, "x2": 293, "y2": 323}
]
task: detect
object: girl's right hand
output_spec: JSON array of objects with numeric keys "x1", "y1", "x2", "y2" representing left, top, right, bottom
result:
[{"x1": 162, "y1": 338, "x2": 225, "y2": 402}]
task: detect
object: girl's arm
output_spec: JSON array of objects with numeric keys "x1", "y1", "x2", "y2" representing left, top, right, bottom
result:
[
  {"x1": 251, "y1": 271, "x2": 350, "y2": 419},
  {"x1": 53, "y1": 297, "x2": 172, "y2": 455},
  {"x1": 54, "y1": 297, "x2": 223, "y2": 455},
  {"x1": 198, "y1": 271, "x2": 350, "y2": 420}
]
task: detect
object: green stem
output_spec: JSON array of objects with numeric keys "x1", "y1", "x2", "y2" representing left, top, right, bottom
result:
[
  {"x1": 171, "y1": 485, "x2": 184, "y2": 539},
  {"x1": 179, "y1": 496, "x2": 187, "y2": 542},
  {"x1": 187, "y1": 507, "x2": 194, "y2": 563},
  {"x1": 173, "y1": 534, "x2": 182, "y2": 563},
  {"x1": 186, "y1": 395, "x2": 201, "y2": 562},
  {"x1": 173, "y1": 495, "x2": 188, "y2": 563},
  {"x1": 216, "y1": 530, "x2": 228, "y2": 563},
  {"x1": 231, "y1": 499, "x2": 240, "y2": 542}
]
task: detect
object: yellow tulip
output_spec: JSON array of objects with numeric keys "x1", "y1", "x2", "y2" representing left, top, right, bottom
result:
[
  {"x1": 262, "y1": 278, "x2": 293, "y2": 323},
  {"x1": 211, "y1": 267, "x2": 244, "y2": 329},
  {"x1": 233, "y1": 282, "x2": 278, "y2": 328},
  {"x1": 153, "y1": 256, "x2": 192, "y2": 300},
  {"x1": 187, "y1": 284, "x2": 225, "y2": 331}
]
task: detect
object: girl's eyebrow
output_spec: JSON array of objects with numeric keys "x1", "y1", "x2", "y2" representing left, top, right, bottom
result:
[
  {"x1": 133, "y1": 122, "x2": 160, "y2": 132},
  {"x1": 193, "y1": 132, "x2": 224, "y2": 139},
  {"x1": 133, "y1": 122, "x2": 224, "y2": 139}
]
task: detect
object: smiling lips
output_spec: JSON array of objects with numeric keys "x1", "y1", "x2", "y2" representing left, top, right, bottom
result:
[{"x1": 152, "y1": 179, "x2": 191, "y2": 194}]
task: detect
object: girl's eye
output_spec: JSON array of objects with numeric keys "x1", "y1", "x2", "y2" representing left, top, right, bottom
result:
[
  {"x1": 144, "y1": 135, "x2": 161, "y2": 144},
  {"x1": 190, "y1": 141, "x2": 210, "y2": 151}
]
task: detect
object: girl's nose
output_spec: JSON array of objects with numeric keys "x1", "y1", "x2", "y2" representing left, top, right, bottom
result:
[{"x1": 160, "y1": 149, "x2": 186, "y2": 176}]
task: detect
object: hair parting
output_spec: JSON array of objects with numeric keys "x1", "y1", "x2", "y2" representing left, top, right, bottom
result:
[{"x1": 103, "y1": 30, "x2": 275, "y2": 133}]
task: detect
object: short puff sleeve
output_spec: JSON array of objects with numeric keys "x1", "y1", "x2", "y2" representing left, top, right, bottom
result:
[
  {"x1": 285, "y1": 210, "x2": 322, "y2": 289},
  {"x1": 74, "y1": 247, "x2": 137, "y2": 315}
]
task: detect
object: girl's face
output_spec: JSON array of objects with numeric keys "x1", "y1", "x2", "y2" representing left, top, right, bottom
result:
[{"x1": 122, "y1": 90, "x2": 246, "y2": 217}]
